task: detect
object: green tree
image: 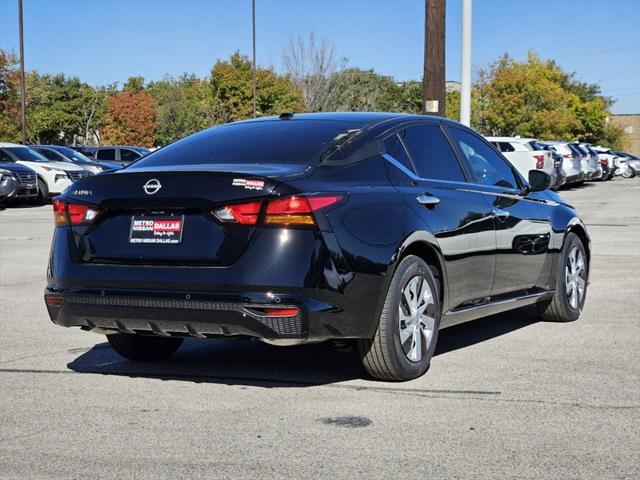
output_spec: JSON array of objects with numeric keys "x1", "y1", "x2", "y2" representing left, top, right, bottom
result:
[
  {"x1": 323, "y1": 68, "x2": 404, "y2": 112},
  {"x1": 210, "y1": 52, "x2": 303, "y2": 121},
  {"x1": 148, "y1": 74, "x2": 224, "y2": 145}
]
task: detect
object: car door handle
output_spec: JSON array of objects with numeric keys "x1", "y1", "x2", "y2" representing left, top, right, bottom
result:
[
  {"x1": 417, "y1": 194, "x2": 440, "y2": 206},
  {"x1": 494, "y1": 208, "x2": 511, "y2": 220}
]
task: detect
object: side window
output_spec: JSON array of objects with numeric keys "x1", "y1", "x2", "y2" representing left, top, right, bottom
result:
[
  {"x1": 0, "y1": 149, "x2": 13, "y2": 162},
  {"x1": 447, "y1": 127, "x2": 519, "y2": 189},
  {"x1": 120, "y1": 149, "x2": 140, "y2": 163},
  {"x1": 383, "y1": 133, "x2": 415, "y2": 174},
  {"x1": 96, "y1": 149, "x2": 116, "y2": 160},
  {"x1": 499, "y1": 142, "x2": 515, "y2": 152},
  {"x1": 36, "y1": 149, "x2": 62, "y2": 161},
  {"x1": 400, "y1": 125, "x2": 465, "y2": 182}
]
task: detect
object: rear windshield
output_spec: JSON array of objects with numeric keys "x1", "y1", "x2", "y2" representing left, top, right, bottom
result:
[{"x1": 128, "y1": 120, "x2": 361, "y2": 169}]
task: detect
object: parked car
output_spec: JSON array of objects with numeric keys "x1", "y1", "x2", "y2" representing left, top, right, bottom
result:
[
  {"x1": 529, "y1": 141, "x2": 566, "y2": 189},
  {"x1": 537, "y1": 141, "x2": 583, "y2": 186},
  {"x1": 612, "y1": 151, "x2": 640, "y2": 178},
  {"x1": 0, "y1": 158, "x2": 39, "y2": 204},
  {"x1": 31, "y1": 145, "x2": 121, "y2": 174},
  {"x1": 45, "y1": 113, "x2": 590, "y2": 381},
  {"x1": 486, "y1": 137, "x2": 556, "y2": 186},
  {"x1": 571, "y1": 143, "x2": 597, "y2": 181},
  {"x1": 0, "y1": 143, "x2": 89, "y2": 203},
  {"x1": 80, "y1": 146, "x2": 151, "y2": 166},
  {"x1": 581, "y1": 144, "x2": 604, "y2": 181},
  {"x1": 592, "y1": 146, "x2": 626, "y2": 178}
]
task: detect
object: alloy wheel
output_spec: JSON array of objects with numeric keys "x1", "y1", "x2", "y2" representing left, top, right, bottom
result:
[
  {"x1": 565, "y1": 246, "x2": 586, "y2": 310},
  {"x1": 398, "y1": 275, "x2": 436, "y2": 362}
]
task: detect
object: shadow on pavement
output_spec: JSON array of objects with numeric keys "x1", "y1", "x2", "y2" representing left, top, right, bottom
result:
[{"x1": 67, "y1": 306, "x2": 540, "y2": 387}]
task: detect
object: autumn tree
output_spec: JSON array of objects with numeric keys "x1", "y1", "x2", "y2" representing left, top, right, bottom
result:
[
  {"x1": 0, "y1": 50, "x2": 22, "y2": 142},
  {"x1": 101, "y1": 90, "x2": 157, "y2": 147},
  {"x1": 210, "y1": 52, "x2": 303, "y2": 121}
]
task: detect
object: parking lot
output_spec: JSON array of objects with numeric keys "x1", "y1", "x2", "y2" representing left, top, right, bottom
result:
[{"x1": 0, "y1": 179, "x2": 638, "y2": 479}]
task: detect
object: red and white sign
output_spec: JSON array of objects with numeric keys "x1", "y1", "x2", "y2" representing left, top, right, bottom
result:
[{"x1": 129, "y1": 216, "x2": 184, "y2": 244}]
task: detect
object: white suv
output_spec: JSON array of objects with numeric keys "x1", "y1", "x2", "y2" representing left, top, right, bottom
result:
[{"x1": 0, "y1": 143, "x2": 89, "y2": 202}]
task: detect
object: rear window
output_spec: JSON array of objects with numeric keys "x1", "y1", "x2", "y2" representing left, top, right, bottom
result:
[{"x1": 129, "y1": 120, "x2": 360, "y2": 169}]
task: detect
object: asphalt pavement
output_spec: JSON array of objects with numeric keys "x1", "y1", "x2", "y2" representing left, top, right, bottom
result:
[{"x1": 1, "y1": 178, "x2": 639, "y2": 479}]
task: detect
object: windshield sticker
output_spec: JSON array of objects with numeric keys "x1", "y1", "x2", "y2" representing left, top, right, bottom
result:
[{"x1": 232, "y1": 178, "x2": 265, "y2": 191}]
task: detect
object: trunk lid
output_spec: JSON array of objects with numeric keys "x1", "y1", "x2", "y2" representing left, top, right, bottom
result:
[{"x1": 65, "y1": 165, "x2": 307, "y2": 265}]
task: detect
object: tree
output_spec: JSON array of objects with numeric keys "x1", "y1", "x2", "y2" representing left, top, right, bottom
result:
[
  {"x1": 148, "y1": 74, "x2": 225, "y2": 145},
  {"x1": 323, "y1": 68, "x2": 404, "y2": 112},
  {"x1": 210, "y1": 52, "x2": 303, "y2": 121},
  {"x1": 466, "y1": 51, "x2": 625, "y2": 147},
  {"x1": 283, "y1": 33, "x2": 346, "y2": 112},
  {"x1": 101, "y1": 90, "x2": 157, "y2": 147},
  {"x1": 0, "y1": 50, "x2": 21, "y2": 142}
]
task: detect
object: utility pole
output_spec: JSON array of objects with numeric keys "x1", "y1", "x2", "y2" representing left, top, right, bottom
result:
[
  {"x1": 18, "y1": 0, "x2": 27, "y2": 144},
  {"x1": 251, "y1": 0, "x2": 257, "y2": 118},
  {"x1": 460, "y1": 0, "x2": 472, "y2": 126},
  {"x1": 423, "y1": 0, "x2": 446, "y2": 116}
]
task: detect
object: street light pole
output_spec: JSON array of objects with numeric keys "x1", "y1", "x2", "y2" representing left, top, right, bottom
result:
[
  {"x1": 460, "y1": 0, "x2": 472, "y2": 126},
  {"x1": 252, "y1": 0, "x2": 257, "y2": 118},
  {"x1": 18, "y1": 0, "x2": 27, "y2": 144}
]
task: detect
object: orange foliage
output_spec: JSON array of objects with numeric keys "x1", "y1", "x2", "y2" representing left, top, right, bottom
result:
[{"x1": 102, "y1": 91, "x2": 157, "y2": 147}]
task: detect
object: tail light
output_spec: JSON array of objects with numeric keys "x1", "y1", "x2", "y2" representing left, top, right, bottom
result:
[
  {"x1": 534, "y1": 154, "x2": 545, "y2": 169},
  {"x1": 600, "y1": 159, "x2": 607, "y2": 167},
  {"x1": 53, "y1": 199, "x2": 101, "y2": 227},
  {"x1": 212, "y1": 195, "x2": 343, "y2": 228}
]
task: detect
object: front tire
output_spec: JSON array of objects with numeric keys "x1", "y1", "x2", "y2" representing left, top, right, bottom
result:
[
  {"x1": 537, "y1": 232, "x2": 588, "y2": 322},
  {"x1": 357, "y1": 255, "x2": 441, "y2": 381},
  {"x1": 107, "y1": 333, "x2": 183, "y2": 361},
  {"x1": 36, "y1": 178, "x2": 49, "y2": 204}
]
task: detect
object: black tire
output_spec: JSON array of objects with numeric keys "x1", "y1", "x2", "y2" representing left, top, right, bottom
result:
[
  {"x1": 107, "y1": 333, "x2": 183, "y2": 361},
  {"x1": 357, "y1": 255, "x2": 441, "y2": 381},
  {"x1": 36, "y1": 178, "x2": 49, "y2": 204},
  {"x1": 537, "y1": 232, "x2": 588, "y2": 322}
]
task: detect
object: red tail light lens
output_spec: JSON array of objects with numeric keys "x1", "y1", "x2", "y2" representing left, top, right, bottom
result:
[
  {"x1": 212, "y1": 195, "x2": 343, "y2": 227},
  {"x1": 213, "y1": 201, "x2": 261, "y2": 225},
  {"x1": 265, "y1": 195, "x2": 342, "y2": 226},
  {"x1": 534, "y1": 155, "x2": 545, "y2": 169},
  {"x1": 53, "y1": 200, "x2": 100, "y2": 226}
]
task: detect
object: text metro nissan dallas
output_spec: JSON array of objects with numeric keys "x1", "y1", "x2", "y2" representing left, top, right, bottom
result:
[{"x1": 45, "y1": 113, "x2": 590, "y2": 381}]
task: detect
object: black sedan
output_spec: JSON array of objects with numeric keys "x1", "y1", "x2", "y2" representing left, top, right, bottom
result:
[{"x1": 45, "y1": 113, "x2": 590, "y2": 381}]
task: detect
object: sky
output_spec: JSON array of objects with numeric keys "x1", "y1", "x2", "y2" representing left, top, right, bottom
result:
[{"x1": 1, "y1": 0, "x2": 639, "y2": 114}]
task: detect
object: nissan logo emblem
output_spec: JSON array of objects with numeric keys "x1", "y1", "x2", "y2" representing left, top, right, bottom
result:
[{"x1": 143, "y1": 178, "x2": 162, "y2": 195}]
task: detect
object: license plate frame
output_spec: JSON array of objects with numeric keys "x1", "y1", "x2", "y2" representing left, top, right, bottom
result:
[{"x1": 129, "y1": 214, "x2": 185, "y2": 245}]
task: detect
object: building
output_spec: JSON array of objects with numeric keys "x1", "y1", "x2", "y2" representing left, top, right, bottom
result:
[{"x1": 609, "y1": 114, "x2": 640, "y2": 156}]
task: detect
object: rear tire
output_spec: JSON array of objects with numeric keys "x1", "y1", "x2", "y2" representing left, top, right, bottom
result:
[
  {"x1": 357, "y1": 255, "x2": 441, "y2": 381},
  {"x1": 537, "y1": 232, "x2": 588, "y2": 322},
  {"x1": 107, "y1": 333, "x2": 183, "y2": 361}
]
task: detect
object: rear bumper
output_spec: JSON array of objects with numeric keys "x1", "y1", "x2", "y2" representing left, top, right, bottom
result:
[
  {"x1": 45, "y1": 226, "x2": 384, "y2": 341},
  {"x1": 45, "y1": 288, "x2": 330, "y2": 340}
]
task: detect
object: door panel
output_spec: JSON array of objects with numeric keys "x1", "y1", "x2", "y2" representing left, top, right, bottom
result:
[
  {"x1": 385, "y1": 158, "x2": 496, "y2": 310},
  {"x1": 483, "y1": 189, "x2": 554, "y2": 295},
  {"x1": 444, "y1": 125, "x2": 554, "y2": 296}
]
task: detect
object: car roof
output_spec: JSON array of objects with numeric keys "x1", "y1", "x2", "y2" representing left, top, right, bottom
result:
[
  {"x1": 234, "y1": 112, "x2": 459, "y2": 129},
  {"x1": 0, "y1": 142, "x2": 27, "y2": 148},
  {"x1": 485, "y1": 136, "x2": 537, "y2": 143}
]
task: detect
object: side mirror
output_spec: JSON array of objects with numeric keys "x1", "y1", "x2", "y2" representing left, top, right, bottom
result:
[{"x1": 528, "y1": 170, "x2": 551, "y2": 192}]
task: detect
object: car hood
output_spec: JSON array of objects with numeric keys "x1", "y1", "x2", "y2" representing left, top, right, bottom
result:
[
  {"x1": 17, "y1": 160, "x2": 85, "y2": 171},
  {"x1": 0, "y1": 162, "x2": 35, "y2": 173}
]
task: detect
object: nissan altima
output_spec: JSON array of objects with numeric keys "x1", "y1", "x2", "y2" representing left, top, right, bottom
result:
[{"x1": 45, "y1": 113, "x2": 590, "y2": 381}]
